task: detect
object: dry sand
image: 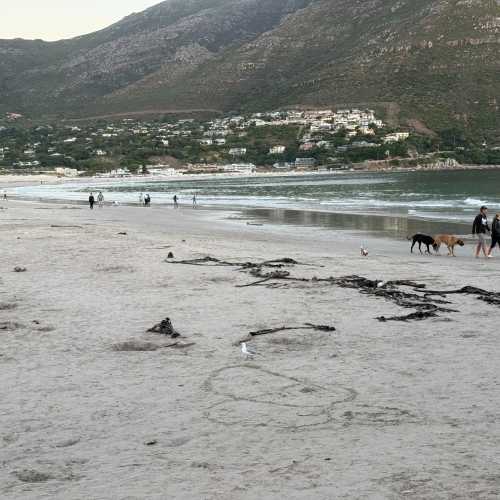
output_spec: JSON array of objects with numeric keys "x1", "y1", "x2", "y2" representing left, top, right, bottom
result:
[{"x1": 1, "y1": 199, "x2": 500, "y2": 499}]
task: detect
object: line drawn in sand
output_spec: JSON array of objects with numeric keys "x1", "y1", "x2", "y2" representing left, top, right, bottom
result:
[
  {"x1": 203, "y1": 365, "x2": 357, "y2": 430},
  {"x1": 204, "y1": 365, "x2": 417, "y2": 430}
]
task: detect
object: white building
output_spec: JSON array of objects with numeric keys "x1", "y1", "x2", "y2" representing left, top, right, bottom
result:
[
  {"x1": 383, "y1": 132, "x2": 410, "y2": 143},
  {"x1": 229, "y1": 148, "x2": 247, "y2": 156},
  {"x1": 269, "y1": 145, "x2": 286, "y2": 155},
  {"x1": 55, "y1": 167, "x2": 79, "y2": 177},
  {"x1": 223, "y1": 163, "x2": 256, "y2": 173}
]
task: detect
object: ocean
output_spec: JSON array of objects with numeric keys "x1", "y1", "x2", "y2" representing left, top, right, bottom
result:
[{"x1": 12, "y1": 169, "x2": 500, "y2": 237}]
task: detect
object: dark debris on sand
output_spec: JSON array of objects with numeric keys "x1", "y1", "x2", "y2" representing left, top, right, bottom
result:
[
  {"x1": 147, "y1": 317, "x2": 180, "y2": 338},
  {"x1": 167, "y1": 255, "x2": 500, "y2": 323}
]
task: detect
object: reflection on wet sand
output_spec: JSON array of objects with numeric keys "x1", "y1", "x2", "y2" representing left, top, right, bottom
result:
[{"x1": 240, "y1": 208, "x2": 471, "y2": 240}]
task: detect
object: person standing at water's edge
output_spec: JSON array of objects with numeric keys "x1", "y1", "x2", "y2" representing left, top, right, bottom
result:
[
  {"x1": 472, "y1": 206, "x2": 490, "y2": 258},
  {"x1": 488, "y1": 213, "x2": 500, "y2": 258},
  {"x1": 139, "y1": 192, "x2": 144, "y2": 206},
  {"x1": 192, "y1": 193, "x2": 197, "y2": 208},
  {"x1": 173, "y1": 195, "x2": 179, "y2": 209},
  {"x1": 97, "y1": 191, "x2": 104, "y2": 208},
  {"x1": 89, "y1": 192, "x2": 95, "y2": 210}
]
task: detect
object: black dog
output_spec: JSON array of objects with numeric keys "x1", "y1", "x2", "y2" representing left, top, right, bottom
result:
[{"x1": 408, "y1": 234, "x2": 436, "y2": 254}]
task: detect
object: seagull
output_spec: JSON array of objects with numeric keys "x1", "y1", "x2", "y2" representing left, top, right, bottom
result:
[{"x1": 241, "y1": 342, "x2": 257, "y2": 360}]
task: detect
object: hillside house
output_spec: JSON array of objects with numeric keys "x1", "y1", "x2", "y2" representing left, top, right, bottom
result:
[
  {"x1": 383, "y1": 132, "x2": 410, "y2": 143},
  {"x1": 229, "y1": 148, "x2": 247, "y2": 156},
  {"x1": 269, "y1": 145, "x2": 286, "y2": 154},
  {"x1": 295, "y1": 157, "x2": 316, "y2": 168}
]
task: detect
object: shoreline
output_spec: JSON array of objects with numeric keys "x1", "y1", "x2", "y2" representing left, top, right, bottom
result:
[{"x1": 3, "y1": 195, "x2": 474, "y2": 242}]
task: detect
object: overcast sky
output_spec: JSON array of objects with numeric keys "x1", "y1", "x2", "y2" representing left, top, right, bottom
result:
[{"x1": 1, "y1": 1, "x2": 161, "y2": 41}]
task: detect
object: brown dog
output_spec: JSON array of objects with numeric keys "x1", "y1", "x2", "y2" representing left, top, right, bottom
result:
[{"x1": 433, "y1": 234, "x2": 465, "y2": 256}]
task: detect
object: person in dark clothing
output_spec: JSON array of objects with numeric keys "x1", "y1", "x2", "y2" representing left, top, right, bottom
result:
[
  {"x1": 144, "y1": 194, "x2": 151, "y2": 207},
  {"x1": 173, "y1": 195, "x2": 179, "y2": 209},
  {"x1": 472, "y1": 206, "x2": 490, "y2": 258},
  {"x1": 488, "y1": 213, "x2": 500, "y2": 257},
  {"x1": 89, "y1": 192, "x2": 95, "y2": 210}
]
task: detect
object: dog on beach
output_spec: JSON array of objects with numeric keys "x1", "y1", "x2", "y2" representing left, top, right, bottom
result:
[
  {"x1": 433, "y1": 234, "x2": 465, "y2": 257},
  {"x1": 408, "y1": 234, "x2": 436, "y2": 254}
]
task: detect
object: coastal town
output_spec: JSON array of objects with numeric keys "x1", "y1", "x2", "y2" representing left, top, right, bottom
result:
[{"x1": 0, "y1": 109, "x2": 497, "y2": 178}]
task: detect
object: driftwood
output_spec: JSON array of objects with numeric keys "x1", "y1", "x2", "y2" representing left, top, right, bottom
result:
[
  {"x1": 377, "y1": 311, "x2": 439, "y2": 322},
  {"x1": 238, "y1": 323, "x2": 336, "y2": 343},
  {"x1": 50, "y1": 224, "x2": 83, "y2": 229},
  {"x1": 166, "y1": 256, "x2": 301, "y2": 269}
]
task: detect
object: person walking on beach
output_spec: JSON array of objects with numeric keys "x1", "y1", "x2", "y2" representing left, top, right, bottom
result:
[
  {"x1": 192, "y1": 193, "x2": 197, "y2": 208},
  {"x1": 89, "y1": 192, "x2": 95, "y2": 210},
  {"x1": 139, "y1": 192, "x2": 144, "y2": 206},
  {"x1": 472, "y1": 206, "x2": 490, "y2": 258},
  {"x1": 97, "y1": 191, "x2": 104, "y2": 208},
  {"x1": 2, "y1": 190, "x2": 7, "y2": 201},
  {"x1": 173, "y1": 195, "x2": 179, "y2": 209},
  {"x1": 145, "y1": 194, "x2": 151, "y2": 207},
  {"x1": 488, "y1": 213, "x2": 500, "y2": 258}
]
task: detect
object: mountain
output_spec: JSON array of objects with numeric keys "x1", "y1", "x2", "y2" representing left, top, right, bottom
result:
[{"x1": 1, "y1": 0, "x2": 499, "y2": 137}]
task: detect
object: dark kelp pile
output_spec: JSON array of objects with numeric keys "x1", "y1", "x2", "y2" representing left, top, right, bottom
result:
[{"x1": 166, "y1": 256, "x2": 500, "y2": 322}]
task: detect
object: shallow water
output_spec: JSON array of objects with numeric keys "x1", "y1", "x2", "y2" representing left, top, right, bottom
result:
[{"x1": 12, "y1": 169, "x2": 500, "y2": 227}]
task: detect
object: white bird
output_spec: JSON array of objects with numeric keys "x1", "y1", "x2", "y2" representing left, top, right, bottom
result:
[
  {"x1": 241, "y1": 342, "x2": 257, "y2": 359},
  {"x1": 360, "y1": 245, "x2": 369, "y2": 257}
]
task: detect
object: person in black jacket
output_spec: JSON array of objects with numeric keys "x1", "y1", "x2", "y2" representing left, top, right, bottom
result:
[
  {"x1": 89, "y1": 192, "x2": 95, "y2": 210},
  {"x1": 488, "y1": 213, "x2": 500, "y2": 258},
  {"x1": 472, "y1": 206, "x2": 490, "y2": 258}
]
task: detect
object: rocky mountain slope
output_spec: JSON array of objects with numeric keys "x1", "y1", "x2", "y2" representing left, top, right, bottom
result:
[{"x1": 1, "y1": 0, "x2": 499, "y2": 136}]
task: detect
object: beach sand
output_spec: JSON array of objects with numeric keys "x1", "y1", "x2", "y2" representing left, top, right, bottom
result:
[{"x1": 1, "y1": 199, "x2": 500, "y2": 499}]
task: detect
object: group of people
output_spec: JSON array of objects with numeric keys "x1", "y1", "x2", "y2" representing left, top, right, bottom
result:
[
  {"x1": 472, "y1": 206, "x2": 500, "y2": 258},
  {"x1": 88, "y1": 192, "x2": 104, "y2": 209},
  {"x1": 87, "y1": 191, "x2": 198, "y2": 209}
]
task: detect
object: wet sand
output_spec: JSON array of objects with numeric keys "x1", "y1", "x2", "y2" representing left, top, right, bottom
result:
[{"x1": 1, "y1": 199, "x2": 500, "y2": 499}]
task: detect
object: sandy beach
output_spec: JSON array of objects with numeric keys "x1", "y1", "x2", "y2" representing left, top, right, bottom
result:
[{"x1": 1, "y1": 198, "x2": 500, "y2": 499}]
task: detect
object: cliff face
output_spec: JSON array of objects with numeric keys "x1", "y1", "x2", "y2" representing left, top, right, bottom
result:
[{"x1": 1, "y1": 0, "x2": 499, "y2": 136}]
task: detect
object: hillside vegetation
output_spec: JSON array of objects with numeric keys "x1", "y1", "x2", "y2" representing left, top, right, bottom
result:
[{"x1": 0, "y1": 0, "x2": 499, "y2": 139}]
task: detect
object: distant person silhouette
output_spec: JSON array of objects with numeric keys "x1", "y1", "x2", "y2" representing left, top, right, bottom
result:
[
  {"x1": 89, "y1": 192, "x2": 95, "y2": 210},
  {"x1": 97, "y1": 191, "x2": 104, "y2": 208},
  {"x1": 192, "y1": 194, "x2": 197, "y2": 208},
  {"x1": 173, "y1": 195, "x2": 179, "y2": 209}
]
